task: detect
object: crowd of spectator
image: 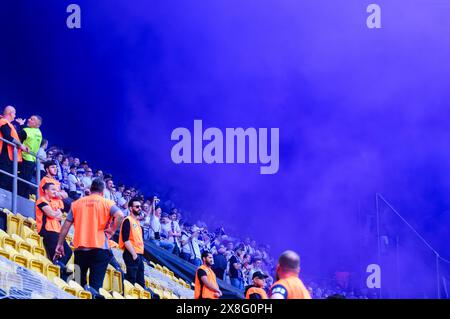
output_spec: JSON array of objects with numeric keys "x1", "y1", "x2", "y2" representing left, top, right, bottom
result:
[
  {"x1": 2, "y1": 106, "x2": 374, "y2": 298},
  {"x1": 32, "y1": 143, "x2": 279, "y2": 294}
]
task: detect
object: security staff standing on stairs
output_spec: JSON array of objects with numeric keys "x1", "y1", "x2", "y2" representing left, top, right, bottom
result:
[
  {"x1": 36, "y1": 182, "x2": 72, "y2": 279},
  {"x1": 18, "y1": 115, "x2": 43, "y2": 198},
  {"x1": 55, "y1": 178, "x2": 124, "y2": 293},
  {"x1": 270, "y1": 250, "x2": 312, "y2": 299},
  {"x1": 194, "y1": 250, "x2": 222, "y2": 299},
  {"x1": 119, "y1": 197, "x2": 146, "y2": 288},
  {"x1": 0, "y1": 105, "x2": 28, "y2": 191}
]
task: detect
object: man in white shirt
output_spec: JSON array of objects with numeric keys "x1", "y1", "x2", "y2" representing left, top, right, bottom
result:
[
  {"x1": 68, "y1": 165, "x2": 82, "y2": 200},
  {"x1": 103, "y1": 178, "x2": 117, "y2": 203},
  {"x1": 81, "y1": 168, "x2": 93, "y2": 193},
  {"x1": 149, "y1": 207, "x2": 174, "y2": 252}
]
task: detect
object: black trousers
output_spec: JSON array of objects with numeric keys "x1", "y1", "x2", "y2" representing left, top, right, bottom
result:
[
  {"x1": 123, "y1": 250, "x2": 146, "y2": 288},
  {"x1": 18, "y1": 160, "x2": 35, "y2": 198},
  {"x1": 74, "y1": 249, "x2": 110, "y2": 291},
  {"x1": 0, "y1": 152, "x2": 13, "y2": 191},
  {"x1": 40, "y1": 229, "x2": 72, "y2": 265}
]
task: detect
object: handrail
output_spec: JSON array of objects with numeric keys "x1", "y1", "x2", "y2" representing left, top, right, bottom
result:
[
  {"x1": 375, "y1": 193, "x2": 450, "y2": 299},
  {"x1": 0, "y1": 136, "x2": 41, "y2": 214}
]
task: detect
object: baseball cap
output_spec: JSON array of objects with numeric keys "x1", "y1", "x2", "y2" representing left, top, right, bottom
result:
[{"x1": 252, "y1": 271, "x2": 269, "y2": 280}]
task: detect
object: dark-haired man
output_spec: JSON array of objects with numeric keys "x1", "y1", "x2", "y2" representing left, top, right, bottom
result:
[
  {"x1": 35, "y1": 182, "x2": 72, "y2": 278},
  {"x1": 39, "y1": 160, "x2": 68, "y2": 212},
  {"x1": 194, "y1": 251, "x2": 222, "y2": 299},
  {"x1": 270, "y1": 250, "x2": 312, "y2": 299},
  {"x1": 55, "y1": 178, "x2": 124, "y2": 293},
  {"x1": 119, "y1": 197, "x2": 145, "y2": 287},
  {"x1": 245, "y1": 271, "x2": 269, "y2": 299}
]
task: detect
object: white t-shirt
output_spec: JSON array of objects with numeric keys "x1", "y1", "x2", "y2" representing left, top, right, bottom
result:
[{"x1": 68, "y1": 173, "x2": 79, "y2": 192}]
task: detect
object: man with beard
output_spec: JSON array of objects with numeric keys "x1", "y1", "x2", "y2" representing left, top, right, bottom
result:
[
  {"x1": 119, "y1": 197, "x2": 146, "y2": 287},
  {"x1": 194, "y1": 251, "x2": 222, "y2": 299}
]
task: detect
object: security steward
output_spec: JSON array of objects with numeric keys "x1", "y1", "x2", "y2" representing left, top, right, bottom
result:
[
  {"x1": 18, "y1": 115, "x2": 43, "y2": 197},
  {"x1": 245, "y1": 271, "x2": 269, "y2": 299},
  {"x1": 36, "y1": 182, "x2": 73, "y2": 274},
  {"x1": 55, "y1": 178, "x2": 124, "y2": 292},
  {"x1": 270, "y1": 250, "x2": 312, "y2": 299},
  {"x1": 0, "y1": 105, "x2": 28, "y2": 191},
  {"x1": 194, "y1": 250, "x2": 222, "y2": 299},
  {"x1": 119, "y1": 197, "x2": 146, "y2": 288},
  {"x1": 39, "y1": 160, "x2": 68, "y2": 212}
]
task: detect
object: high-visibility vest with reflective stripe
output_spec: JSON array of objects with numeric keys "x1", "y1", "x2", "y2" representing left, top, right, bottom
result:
[
  {"x1": 39, "y1": 176, "x2": 64, "y2": 211},
  {"x1": 270, "y1": 275, "x2": 312, "y2": 299},
  {"x1": 22, "y1": 127, "x2": 42, "y2": 162},
  {"x1": 71, "y1": 194, "x2": 115, "y2": 249},
  {"x1": 245, "y1": 286, "x2": 268, "y2": 299},
  {"x1": 0, "y1": 118, "x2": 22, "y2": 162},
  {"x1": 35, "y1": 197, "x2": 62, "y2": 233},
  {"x1": 119, "y1": 215, "x2": 144, "y2": 254},
  {"x1": 194, "y1": 265, "x2": 219, "y2": 299}
]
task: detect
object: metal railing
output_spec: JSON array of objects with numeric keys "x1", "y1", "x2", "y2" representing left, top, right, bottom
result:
[
  {"x1": 375, "y1": 193, "x2": 450, "y2": 299},
  {"x1": 0, "y1": 136, "x2": 41, "y2": 214}
]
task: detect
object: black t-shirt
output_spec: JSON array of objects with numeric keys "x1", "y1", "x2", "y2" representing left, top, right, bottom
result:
[
  {"x1": 228, "y1": 255, "x2": 241, "y2": 279},
  {"x1": 121, "y1": 219, "x2": 131, "y2": 242}
]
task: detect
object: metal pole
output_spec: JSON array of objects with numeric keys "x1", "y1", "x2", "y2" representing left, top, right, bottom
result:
[
  {"x1": 375, "y1": 193, "x2": 382, "y2": 298},
  {"x1": 36, "y1": 157, "x2": 41, "y2": 199},
  {"x1": 436, "y1": 254, "x2": 441, "y2": 299},
  {"x1": 12, "y1": 145, "x2": 18, "y2": 214}
]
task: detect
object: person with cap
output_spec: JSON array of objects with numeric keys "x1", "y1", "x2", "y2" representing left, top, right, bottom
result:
[
  {"x1": 245, "y1": 271, "x2": 269, "y2": 299},
  {"x1": 17, "y1": 114, "x2": 43, "y2": 198},
  {"x1": 39, "y1": 160, "x2": 69, "y2": 212},
  {"x1": 194, "y1": 250, "x2": 222, "y2": 299},
  {"x1": 118, "y1": 197, "x2": 146, "y2": 288},
  {"x1": 54, "y1": 178, "x2": 124, "y2": 293},
  {"x1": 0, "y1": 105, "x2": 28, "y2": 191},
  {"x1": 270, "y1": 250, "x2": 312, "y2": 299},
  {"x1": 35, "y1": 182, "x2": 72, "y2": 279}
]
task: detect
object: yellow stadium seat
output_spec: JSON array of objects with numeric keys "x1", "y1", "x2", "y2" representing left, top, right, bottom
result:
[
  {"x1": 38, "y1": 256, "x2": 60, "y2": 280},
  {"x1": 124, "y1": 280, "x2": 140, "y2": 299},
  {"x1": 112, "y1": 291, "x2": 124, "y2": 299},
  {"x1": 103, "y1": 268, "x2": 113, "y2": 292},
  {"x1": 53, "y1": 277, "x2": 78, "y2": 297},
  {"x1": 69, "y1": 280, "x2": 92, "y2": 299},
  {"x1": 32, "y1": 246, "x2": 46, "y2": 258},
  {"x1": 111, "y1": 270, "x2": 123, "y2": 294},
  {"x1": 135, "y1": 283, "x2": 151, "y2": 299},
  {"x1": 20, "y1": 250, "x2": 45, "y2": 275},
  {"x1": 7, "y1": 214, "x2": 23, "y2": 235},
  {"x1": 0, "y1": 247, "x2": 11, "y2": 260},
  {"x1": 25, "y1": 232, "x2": 43, "y2": 250},
  {"x1": 21, "y1": 225, "x2": 34, "y2": 240},
  {"x1": 11, "y1": 234, "x2": 33, "y2": 254},
  {"x1": 99, "y1": 288, "x2": 113, "y2": 299},
  {"x1": 27, "y1": 217, "x2": 37, "y2": 231},
  {"x1": 2, "y1": 236, "x2": 18, "y2": 252}
]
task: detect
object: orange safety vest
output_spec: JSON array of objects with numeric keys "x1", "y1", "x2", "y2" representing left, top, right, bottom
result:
[
  {"x1": 119, "y1": 215, "x2": 144, "y2": 254},
  {"x1": 39, "y1": 176, "x2": 64, "y2": 211},
  {"x1": 0, "y1": 118, "x2": 22, "y2": 162},
  {"x1": 71, "y1": 194, "x2": 115, "y2": 249},
  {"x1": 270, "y1": 275, "x2": 312, "y2": 299},
  {"x1": 194, "y1": 265, "x2": 219, "y2": 299},
  {"x1": 245, "y1": 286, "x2": 268, "y2": 299},
  {"x1": 35, "y1": 197, "x2": 62, "y2": 233}
]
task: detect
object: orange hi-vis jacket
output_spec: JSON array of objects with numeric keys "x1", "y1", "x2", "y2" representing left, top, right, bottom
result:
[
  {"x1": 119, "y1": 215, "x2": 144, "y2": 254},
  {"x1": 71, "y1": 194, "x2": 115, "y2": 249},
  {"x1": 270, "y1": 275, "x2": 312, "y2": 299},
  {"x1": 39, "y1": 176, "x2": 64, "y2": 211},
  {"x1": 35, "y1": 197, "x2": 62, "y2": 233},
  {"x1": 194, "y1": 265, "x2": 219, "y2": 299},
  {"x1": 245, "y1": 286, "x2": 268, "y2": 299},
  {"x1": 0, "y1": 118, "x2": 22, "y2": 162}
]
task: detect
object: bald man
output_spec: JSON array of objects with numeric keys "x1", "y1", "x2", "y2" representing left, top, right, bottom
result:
[
  {"x1": 18, "y1": 115, "x2": 43, "y2": 198},
  {"x1": 269, "y1": 250, "x2": 312, "y2": 299},
  {"x1": 0, "y1": 106, "x2": 28, "y2": 191}
]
